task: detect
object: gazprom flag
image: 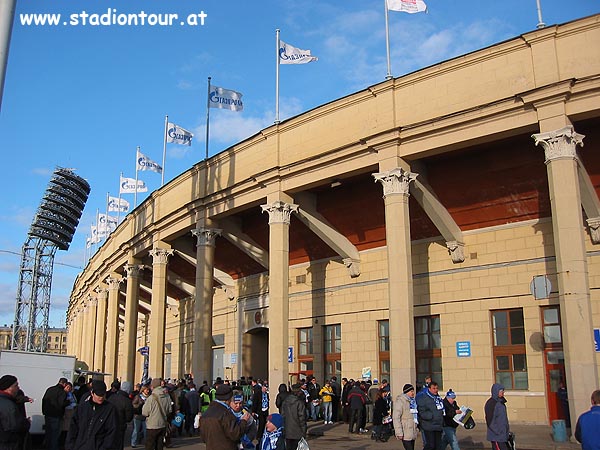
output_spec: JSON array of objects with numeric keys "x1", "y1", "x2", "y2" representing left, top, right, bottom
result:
[
  {"x1": 209, "y1": 86, "x2": 244, "y2": 111},
  {"x1": 137, "y1": 150, "x2": 163, "y2": 174},
  {"x1": 279, "y1": 40, "x2": 318, "y2": 64},
  {"x1": 98, "y1": 213, "x2": 118, "y2": 233},
  {"x1": 166, "y1": 122, "x2": 194, "y2": 146},
  {"x1": 120, "y1": 175, "x2": 148, "y2": 194},
  {"x1": 387, "y1": 0, "x2": 427, "y2": 13},
  {"x1": 108, "y1": 196, "x2": 129, "y2": 213}
]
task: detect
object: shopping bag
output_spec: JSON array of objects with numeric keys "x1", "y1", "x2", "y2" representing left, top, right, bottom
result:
[
  {"x1": 171, "y1": 412, "x2": 184, "y2": 428},
  {"x1": 297, "y1": 437, "x2": 310, "y2": 450},
  {"x1": 194, "y1": 412, "x2": 202, "y2": 429}
]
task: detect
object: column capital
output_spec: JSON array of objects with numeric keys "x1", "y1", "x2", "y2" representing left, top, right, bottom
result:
[
  {"x1": 105, "y1": 275, "x2": 123, "y2": 290},
  {"x1": 532, "y1": 126, "x2": 585, "y2": 163},
  {"x1": 192, "y1": 228, "x2": 222, "y2": 247},
  {"x1": 124, "y1": 264, "x2": 145, "y2": 278},
  {"x1": 260, "y1": 200, "x2": 299, "y2": 225},
  {"x1": 93, "y1": 285, "x2": 108, "y2": 298},
  {"x1": 373, "y1": 168, "x2": 418, "y2": 197},
  {"x1": 149, "y1": 248, "x2": 174, "y2": 264}
]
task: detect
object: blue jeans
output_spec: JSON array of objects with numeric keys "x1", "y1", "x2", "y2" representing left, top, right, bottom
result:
[
  {"x1": 131, "y1": 418, "x2": 147, "y2": 446},
  {"x1": 310, "y1": 402, "x2": 320, "y2": 421},
  {"x1": 322, "y1": 402, "x2": 332, "y2": 422},
  {"x1": 443, "y1": 426, "x2": 460, "y2": 450}
]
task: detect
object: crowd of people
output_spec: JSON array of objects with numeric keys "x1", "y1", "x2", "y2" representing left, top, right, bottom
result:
[{"x1": 1, "y1": 372, "x2": 599, "y2": 450}]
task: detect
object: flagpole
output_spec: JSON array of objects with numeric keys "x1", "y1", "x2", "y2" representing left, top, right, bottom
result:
[
  {"x1": 384, "y1": 0, "x2": 392, "y2": 80},
  {"x1": 134, "y1": 146, "x2": 140, "y2": 207},
  {"x1": 535, "y1": 0, "x2": 545, "y2": 29},
  {"x1": 95, "y1": 208, "x2": 99, "y2": 250},
  {"x1": 162, "y1": 115, "x2": 168, "y2": 186},
  {"x1": 275, "y1": 29, "x2": 281, "y2": 124},
  {"x1": 105, "y1": 193, "x2": 109, "y2": 237},
  {"x1": 205, "y1": 77, "x2": 211, "y2": 160},
  {"x1": 117, "y1": 174, "x2": 123, "y2": 224}
]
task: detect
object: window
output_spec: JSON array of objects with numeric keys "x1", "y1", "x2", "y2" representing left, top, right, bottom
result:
[
  {"x1": 298, "y1": 328, "x2": 314, "y2": 378},
  {"x1": 491, "y1": 309, "x2": 528, "y2": 389},
  {"x1": 324, "y1": 324, "x2": 341, "y2": 380},
  {"x1": 378, "y1": 320, "x2": 390, "y2": 380},
  {"x1": 415, "y1": 316, "x2": 442, "y2": 388}
]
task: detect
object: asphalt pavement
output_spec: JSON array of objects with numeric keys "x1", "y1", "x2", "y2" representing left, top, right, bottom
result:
[{"x1": 135, "y1": 420, "x2": 582, "y2": 450}]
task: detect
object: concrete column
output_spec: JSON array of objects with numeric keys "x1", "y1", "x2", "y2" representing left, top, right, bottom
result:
[
  {"x1": 105, "y1": 275, "x2": 123, "y2": 379},
  {"x1": 191, "y1": 226, "x2": 221, "y2": 382},
  {"x1": 261, "y1": 197, "x2": 298, "y2": 409},
  {"x1": 93, "y1": 288, "x2": 108, "y2": 372},
  {"x1": 121, "y1": 263, "x2": 144, "y2": 384},
  {"x1": 72, "y1": 308, "x2": 83, "y2": 359},
  {"x1": 148, "y1": 246, "x2": 173, "y2": 378},
  {"x1": 533, "y1": 126, "x2": 598, "y2": 424},
  {"x1": 83, "y1": 297, "x2": 97, "y2": 368},
  {"x1": 373, "y1": 168, "x2": 418, "y2": 391}
]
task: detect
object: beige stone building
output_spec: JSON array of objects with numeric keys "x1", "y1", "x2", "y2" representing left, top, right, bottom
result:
[
  {"x1": 0, "y1": 326, "x2": 68, "y2": 354},
  {"x1": 68, "y1": 15, "x2": 600, "y2": 426}
]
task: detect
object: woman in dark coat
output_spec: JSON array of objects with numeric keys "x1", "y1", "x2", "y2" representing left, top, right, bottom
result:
[
  {"x1": 275, "y1": 384, "x2": 289, "y2": 413},
  {"x1": 372, "y1": 389, "x2": 391, "y2": 441},
  {"x1": 281, "y1": 384, "x2": 307, "y2": 450}
]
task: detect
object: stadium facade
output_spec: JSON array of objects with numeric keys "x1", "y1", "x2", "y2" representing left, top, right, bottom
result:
[{"x1": 68, "y1": 15, "x2": 600, "y2": 426}]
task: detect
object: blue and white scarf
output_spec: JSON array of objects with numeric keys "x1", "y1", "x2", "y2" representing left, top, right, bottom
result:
[
  {"x1": 260, "y1": 428, "x2": 283, "y2": 450},
  {"x1": 261, "y1": 392, "x2": 269, "y2": 411},
  {"x1": 407, "y1": 395, "x2": 418, "y2": 424},
  {"x1": 426, "y1": 390, "x2": 445, "y2": 415}
]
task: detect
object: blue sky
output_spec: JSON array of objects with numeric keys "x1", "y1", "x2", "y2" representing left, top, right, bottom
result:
[{"x1": 0, "y1": 0, "x2": 598, "y2": 328}]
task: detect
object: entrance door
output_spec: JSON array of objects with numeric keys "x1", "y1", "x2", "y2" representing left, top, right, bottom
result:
[
  {"x1": 213, "y1": 348, "x2": 224, "y2": 383},
  {"x1": 242, "y1": 328, "x2": 269, "y2": 380},
  {"x1": 541, "y1": 306, "x2": 567, "y2": 424}
]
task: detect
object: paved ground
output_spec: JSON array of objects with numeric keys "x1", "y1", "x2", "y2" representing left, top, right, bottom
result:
[{"x1": 140, "y1": 420, "x2": 581, "y2": 450}]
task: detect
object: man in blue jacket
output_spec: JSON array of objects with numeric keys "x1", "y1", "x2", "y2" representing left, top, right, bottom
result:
[
  {"x1": 484, "y1": 384, "x2": 510, "y2": 450},
  {"x1": 575, "y1": 390, "x2": 600, "y2": 450},
  {"x1": 416, "y1": 381, "x2": 444, "y2": 450}
]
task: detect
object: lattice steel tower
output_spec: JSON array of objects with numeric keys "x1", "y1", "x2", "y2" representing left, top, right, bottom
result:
[{"x1": 11, "y1": 168, "x2": 90, "y2": 352}]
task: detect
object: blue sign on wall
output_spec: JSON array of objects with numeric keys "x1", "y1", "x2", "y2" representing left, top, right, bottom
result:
[
  {"x1": 456, "y1": 341, "x2": 471, "y2": 357},
  {"x1": 594, "y1": 329, "x2": 600, "y2": 352},
  {"x1": 288, "y1": 346, "x2": 293, "y2": 363}
]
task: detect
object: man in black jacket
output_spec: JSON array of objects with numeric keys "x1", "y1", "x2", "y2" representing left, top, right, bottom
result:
[
  {"x1": 42, "y1": 377, "x2": 70, "y2": 450},
  {"x1": 281, "y1": 383, "x2": 307, "y2": 450},
  {"x1": 65, "y1": 380, "x2": 119, "y2": 450},
  {"x1": 107, "y1": 381, "x2": 134, "y2": 450},
  {"x1": 0, "y1": 375, "x2": 30, "y2": 450}
]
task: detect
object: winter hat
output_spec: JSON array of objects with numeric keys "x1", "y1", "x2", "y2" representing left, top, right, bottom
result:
[
  {"x1": 91, "y1": 380, "x2": 107, "y2": 396},
  {"x1": 215, "y1": 384, "x2": 233, "y2": 400},
  {"x1": 403, "y1": 383, "x2": 414, "y2": 394},
  {"x1": 268, "y1": 413, "x2": 284, "y2": 429},
  {"x1": 0, "y1": 375, "x2": 17, "y2": 390},
  {"x1": 150, "y1": 378, "x2": 162, "y2": 389},
  {"x1": 446, "y1": 389, "x2": 456, "y2": 399},
  {"x1": 121, "y1": 381, "x2": 133, "y2": 394}
]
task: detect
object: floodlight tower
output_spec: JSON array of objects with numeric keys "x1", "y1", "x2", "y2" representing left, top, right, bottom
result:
[{"x1": 11, "y1": 168, "x2": 90, "y2": 352}]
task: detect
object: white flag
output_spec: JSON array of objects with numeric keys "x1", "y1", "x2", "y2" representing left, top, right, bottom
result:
[
  {"x1": 208, "y1": 85, "x2": 244, "y2": 111},
  {"x1": 89, "y1": 226, "x2": 102, "y2": 244},
  {"x1": 279, "y1": 40, "x2": 318, "y2": 64},
  {"x1": 166, "y1": 122, "x2": 194, "y2": 146},
  {"x1": 387, "y1": 0, "x2": 427, "y2": 13},
  {"x1": 98, "y1": 213, "x2": 118, "y2": 234},
  {"x1": 108, "y1": 196, "x2": 129, "y2": 213},
  {"x1": 120, "y1": 175, "x2": 148, "y2": 194},
  {"x1": 137, "y1": 149, "x2": 163, "y2": 174}
]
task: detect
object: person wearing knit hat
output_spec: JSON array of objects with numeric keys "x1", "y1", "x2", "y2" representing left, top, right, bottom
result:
[
  {"x1": 259, "y1": 413, "x2": 285, "y2": 450},
  {"x1": 0, "y1": 374, "x2": 18, "y2": 391},
  {"x1": 0, "y1": 375, "x2": 30, "y2": 450},
  {"x1": 393, "y1": 382, "x2": 419, "y2": 450},
  {"x1": 199, "y1": 384, "x2": 251, "y2": 449},
  {"x1": 215, "y1": 383, "x2": 233, "y2": 401},
  {"x1": 442, "y1": 389, "x2": 462, "y2": 450},
  {"x1": 228, "y1": 390, "x2": 257, "y2": 450}
]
